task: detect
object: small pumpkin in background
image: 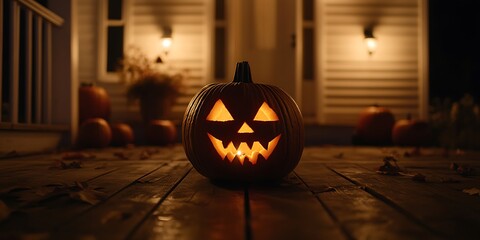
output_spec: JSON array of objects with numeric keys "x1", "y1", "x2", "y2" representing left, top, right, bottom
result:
[
  {"x1": 77, "y1": 118, "x2": 112, "y2": 148},
  {"x1": 392, "y1": 114, "x2": 431, "y2": 146},
  {"x1": 79, "y1": 83, "x2": 111, "y2": 124},
  {"x1": 353, "y1": 105, "x2": 395, "y2": 145},
  {"x1": 146, "y1": 120, "x2": 177, "y2": 146},
  {"x1": 182, "y1": 61, "x2": 304, "y2": 182},
  {"x1": 110, "y1": 123, "x2": 135, "y2": 146}
]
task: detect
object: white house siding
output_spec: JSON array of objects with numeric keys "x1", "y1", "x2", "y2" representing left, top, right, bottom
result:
[
  {"x1": 77, "y1": 0, "x2": 98, "y2": 83},
  {"x1": 317, "y1": 0, "x2": 428, "y2": 125},
  {"x1": 77, "y1": 0, "x2": 210, "y2": 122}
]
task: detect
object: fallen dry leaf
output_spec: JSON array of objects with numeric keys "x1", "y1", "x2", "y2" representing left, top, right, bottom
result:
[
  {"x1": 463, "y1": 188, "x2": 480, "y2": 196},
  {"x1": 0, "y1": 200, "x2": 10, "y2": 221},
  {"x1": 450, "y1": 162, "x2": 476, "y2": 176},
  {"x1": 145, "y1": 148, "x2": 160, "y2": 155},
  {"x1": 69, "y1": 189, "x2": 105, "y2": 205},
  {"x1": 68, "y1": 181, "x2": 106, "y2": 205},
  {"x1": 316, "y1": 186, "x2": 336, "y2": 193},
  {"x1": 404, "y1": 147, "x2": 421, "y2": 157},
  {"x1": 441, "y1": 178, "x2": 460, "y2": 183},
  {"x1": 62, "y1": 151, "x2": 95, "y2": 160},
  {"x1": 95, "y1": 163, "x2": 108, "y2": 169},
  {"x1": 377, "y1": 155, "x2": 401, "y2": 175},
  {"x1": 140, "y1": 150, "x2": 151, "y2": 160},
  {"x1": 101, "y1": 210, "x2": 132, "y2": 224},
  {"x1": 113, "y1": 152, "x2": 131, "y2": 160},
  {"x1": 50, "y1": 160, "x2": 82, "y2": 169},
  {"x1": 412, "y1": 173, "x2": 426, "y2": 182}
]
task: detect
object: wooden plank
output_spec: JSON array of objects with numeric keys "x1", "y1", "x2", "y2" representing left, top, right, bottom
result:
[
  {"x1": 247, "y1": 174, "x2": 346, "y2": 240},
  {"x1": 295, "y1": 161, "x2": 434, "y2": 239},
  {"x1": 327, "y1": 164, "x2": 480, "y2": 239},
  {"x1": 0, "y1": 161, "x2": 162, "y2": 237},
  {"x1": 353, "y1": 161, "x2": 480, "y2": 213},
  {"x1": 129, "y1": 170, "x2": 246, "y2": 240},
  {"x1": 52, "y1": 161, "x2": 192, "y2": 239}
]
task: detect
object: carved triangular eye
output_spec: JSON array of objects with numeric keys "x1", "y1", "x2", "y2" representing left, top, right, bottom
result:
[
  {"x1": 206, "y1": 100, "x2": 234, "y2": 121},
  {"x1": 253, "y1": 102, "x2": 279, "y2": 121}
]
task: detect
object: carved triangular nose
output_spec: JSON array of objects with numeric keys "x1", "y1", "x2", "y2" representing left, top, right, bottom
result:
[{"x1": 238, "y1": 122, "x2": 254, "y2": 133}]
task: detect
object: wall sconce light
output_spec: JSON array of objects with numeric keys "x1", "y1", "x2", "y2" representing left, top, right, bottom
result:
[
  {"x1": 363, "y1": 27, "x2": 377, "y2": 55},
  {"x1": 156, "y1": 27, "x2": 173, "y2": 63},
  {"x1": 161, "y1": 27, "x2": 173, "y2": 54}
]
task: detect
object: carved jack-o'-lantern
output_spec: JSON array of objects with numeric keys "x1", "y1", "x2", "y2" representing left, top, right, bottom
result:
[{"x1": 183, "y1": 61, "x2": 304, "y2": 182}]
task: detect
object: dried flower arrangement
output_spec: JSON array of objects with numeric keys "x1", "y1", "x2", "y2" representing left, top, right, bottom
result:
[
  {"x1": 117, "y1": 47, "x2": 183, "y2": 122},
  {"x1": 430, "y1": 94, "x2": 480, "y2": 150}
]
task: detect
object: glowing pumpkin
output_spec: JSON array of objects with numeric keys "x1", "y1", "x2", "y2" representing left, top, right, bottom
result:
[{"x1": 182, "y1": 61, "x2": 304, "y2": 182}]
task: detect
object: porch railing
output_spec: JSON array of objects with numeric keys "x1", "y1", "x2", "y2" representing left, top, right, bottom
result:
[{"x1": 0, "y1": 0, "x2": 66, "y2": 130}]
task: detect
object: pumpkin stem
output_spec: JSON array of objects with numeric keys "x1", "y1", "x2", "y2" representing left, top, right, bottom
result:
[{"x1": 233, "y1": 61, "x2": 253, "y2": 83}]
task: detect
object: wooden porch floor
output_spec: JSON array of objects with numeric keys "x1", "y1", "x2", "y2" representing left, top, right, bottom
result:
[{"x1": 0, "y1": 146, "x2": 479, "y2": 239}]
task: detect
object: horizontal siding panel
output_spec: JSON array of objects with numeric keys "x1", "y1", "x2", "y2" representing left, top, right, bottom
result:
[
  {"x1": 133, "y1": 25, "x2": 206, "y2": 34},
  {"x1": 133, "y1": 15, "x2": 205, "y2": 25},
  {"x1": 325, "y1": 71, "x2": 418, "y2": 80},
  {"x1": 325, "y1": 88, "x2": 418, "y2": 97},
  {"x1": 134, "y1": 6, "x2": 204, "y2": 15},
  {"x1": 324, "y1": 98, "x2": 418, "y2": 106},
  {"x1": 326, "y1": 61, "x2": 418, "y2": 71},
  {"x1": 325, "y1": 25, "x2": 418, "y2": 35},
  {"x1": 325, "y1": 80, "x2": 418, "y2": 88},
  {"x1": 325, "y1": 6, "x2": 417, "y2": 16},
  {"x1": 324, "y1": 0, "x2": 417, "y2": 7},
  {"x1": 325, "y1": 16, "x2": 418, "y2": 26},
  {"x1": 325, "y1": 55, "x2": 418, "y2": 62}
]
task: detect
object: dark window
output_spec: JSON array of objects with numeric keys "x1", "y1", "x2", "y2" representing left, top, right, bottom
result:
[
  {"x1": 107, "y1": 26, "x2": 124, "y2": 72},
  {"x1": 303, "y1": 28, "x2": 314, "y2": 80},
  {"x1": 303, "y1": 0, "x2": 314, "y2": 21},
  {"x1": 108, "y1": 0, "x2": 123, "y2": 20},
  {"x1": 215, "y1": 0, "x2": 225, "y2": 20},
  {"x1": 214, "y1": 28, "x2": 226, "y2": 79}
]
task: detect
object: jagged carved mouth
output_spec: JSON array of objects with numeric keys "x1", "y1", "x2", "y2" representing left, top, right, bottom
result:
[{"x1": 207, "y1": 133, "x2": 281, "y2": 165}]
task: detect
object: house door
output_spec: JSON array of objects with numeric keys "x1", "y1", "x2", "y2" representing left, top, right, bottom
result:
[{"x1": 227, "y1": 0, "x2": 296, "y2": 97}]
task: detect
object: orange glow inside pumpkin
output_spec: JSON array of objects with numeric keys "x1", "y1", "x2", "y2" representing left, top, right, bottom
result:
[
  {"x1": 208, "y1": 133, "x2": 281, "y2": 165},
  {"x1": 206, "y1": 99, "x2": 281, "y2": 165},
  {"x1": 254, "y1": 102, "x2": 279, "y2": 121},
  {"x1": 206, "y1": 100, "x2": 234, "y2": 121}
]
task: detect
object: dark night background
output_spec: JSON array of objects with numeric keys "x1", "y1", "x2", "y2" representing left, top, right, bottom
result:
[{"x1": 429, "y1": 0, "x2": 480, "y2": 101}]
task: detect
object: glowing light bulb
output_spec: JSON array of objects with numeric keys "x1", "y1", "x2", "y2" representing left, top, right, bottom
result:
[
  {"x1": 162, "y1": 37, "x2": 172, "y2": 49},
  {"x1": 364, "y1": 37, "x2": 377, "y2": 55},
  {"x1": 236, "y1": 150, "x2": 243, "y2": 156}
]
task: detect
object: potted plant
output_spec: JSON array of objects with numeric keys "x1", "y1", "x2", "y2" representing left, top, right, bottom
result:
[{"x1": 118, "y1": 47, "x2": 183, "y2": 123}]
